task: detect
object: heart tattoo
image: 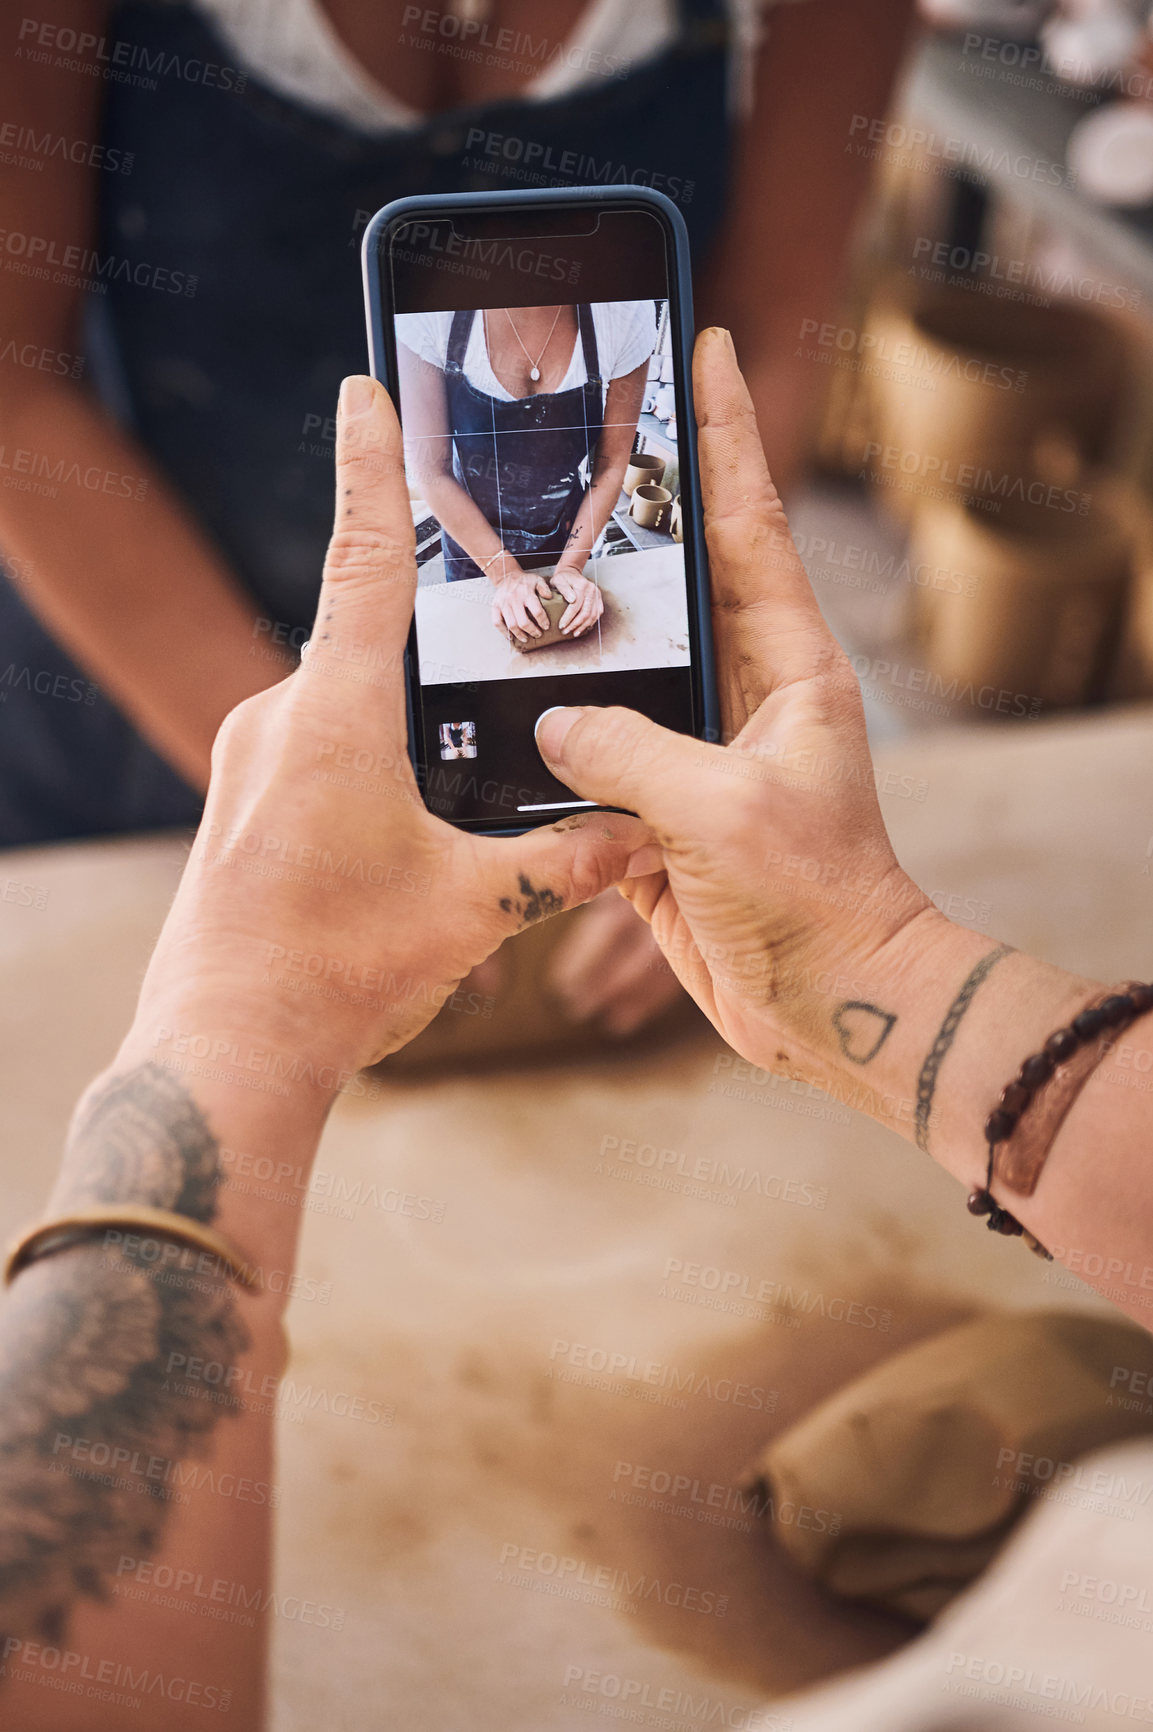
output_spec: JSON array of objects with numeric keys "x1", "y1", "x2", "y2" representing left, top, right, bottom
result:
[{"x1": 832, "y1": 1001, "x2": 898, "y2": 1065}]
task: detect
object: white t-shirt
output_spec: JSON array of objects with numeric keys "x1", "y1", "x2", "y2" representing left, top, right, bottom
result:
[
  {"x1": 189, "y1": 0, "x2": 793, "y2": 130},
  {"x1": 397, "y1": 303, "x2": 656, "y2": 403}
]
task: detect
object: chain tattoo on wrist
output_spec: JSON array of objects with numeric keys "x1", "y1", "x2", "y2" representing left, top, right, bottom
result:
[
  {"x1": 0, "y1": 1064, "x2": 247, "y2": 1662},
  {"x1": 915, "y1": 943, "x2": 1014, "y2": 1153}
]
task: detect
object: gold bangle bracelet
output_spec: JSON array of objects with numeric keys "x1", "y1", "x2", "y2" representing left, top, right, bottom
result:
[{"x1": 4, "y1": 1205, "x2": 262, "y2": 1291}]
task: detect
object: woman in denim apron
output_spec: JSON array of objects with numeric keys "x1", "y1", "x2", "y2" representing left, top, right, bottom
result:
[
  {"x1": 400, "y1": 299, "x2": 659, "y2": 644},
  {"x1": 438, "y1": 304, "x2": 606, "y2": 587},
  {"x1": 0, "y1": 0, "x2": 730, "y2": 843}
]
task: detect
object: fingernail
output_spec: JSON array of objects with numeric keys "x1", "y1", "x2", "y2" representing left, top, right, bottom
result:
[
  {"x1": 340, "y1": 375, "x2": 377, "y2": 418},
  {"x1": 704, "y1": 326, "x2": 734, "y2": 354},
  {"x1": 535, "y1": 705, "x2": 583, "y2": 760}
]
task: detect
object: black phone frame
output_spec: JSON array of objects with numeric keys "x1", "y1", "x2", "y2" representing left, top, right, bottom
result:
[{"x1": 361, "y1": 184, "x2": 719, "y2": 837}]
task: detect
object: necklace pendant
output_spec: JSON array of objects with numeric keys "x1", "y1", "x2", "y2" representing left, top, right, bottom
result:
[{"x1": 530, "y1": 365, "x2": 540, "y2": 381}]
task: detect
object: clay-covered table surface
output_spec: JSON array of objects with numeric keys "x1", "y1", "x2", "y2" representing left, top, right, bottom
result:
[
  {"x1": 414, "y1": 544, "x2": 690, "y2": 684},
  {"x1": 0, "y1": 706, "x2": 1150, "y2": 1731}
]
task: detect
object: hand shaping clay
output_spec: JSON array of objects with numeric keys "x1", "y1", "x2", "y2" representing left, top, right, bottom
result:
[{"x1": 512, "y1": 585, "x2": 604, "y2": 652}]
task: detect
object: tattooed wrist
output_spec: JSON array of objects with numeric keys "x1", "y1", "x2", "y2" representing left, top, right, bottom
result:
[
  {"x1": 914, "y1": 943, "x2": 1014, "y2": 1153},
  {"x1": 54, "y1": 1063, "x2": 224, "y2": 1215},
  {"x1": 831, "y1": 1001, "x2": 898, "y2": 1065}
]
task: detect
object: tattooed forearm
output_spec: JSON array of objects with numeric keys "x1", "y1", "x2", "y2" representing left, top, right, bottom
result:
[
  {"x1": 52, "y1": 1064, "x2": 222, "y2": 1215},
  {"x1": 0, "y1": 1064, "x2": 247, "y2": 1654},
  {"x1": 915, "y1": 944, "x2": 1014, "y2": 1152},
  {"x1": 831, "y1": 1001, "x2": 897, "y2": 1065}
]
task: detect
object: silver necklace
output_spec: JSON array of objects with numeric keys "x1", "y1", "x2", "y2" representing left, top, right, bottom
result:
[{"x1": 503, "y1": 306, "x2": 564, "y2": 382}]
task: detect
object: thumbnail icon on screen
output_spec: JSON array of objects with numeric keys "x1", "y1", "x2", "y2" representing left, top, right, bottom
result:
[{"x1": 439, "y1": 720, "x2": 477, "y2": 760}]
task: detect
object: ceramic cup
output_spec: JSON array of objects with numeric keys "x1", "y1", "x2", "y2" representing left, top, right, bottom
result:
[
  {"x1": 631, "y1": 483, "x2": 672, "y2": 530},
  {"x1": 623, "y1": 453, "x2": 665, "y2": 496},
  {"x1": 670, "y1": 494, "x2": 683, "y2": 543}
]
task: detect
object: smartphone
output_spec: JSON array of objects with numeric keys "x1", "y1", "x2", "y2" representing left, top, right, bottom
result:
[{"x1": 361, "y1": 186, "x2": 717, "y2": 834}]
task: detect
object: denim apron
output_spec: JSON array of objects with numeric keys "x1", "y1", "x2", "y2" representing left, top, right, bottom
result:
[
  {"x1": 0, "y1": 0, "x2": 731, "y2": 844},
  {"x1": 440, "y1": 304, "x2": 604, "y2": 582}
]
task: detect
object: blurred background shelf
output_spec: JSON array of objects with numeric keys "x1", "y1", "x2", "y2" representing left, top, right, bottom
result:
[
  {"x1": 797, "y1": 20, "x2": 1153, "y2": 741},
  {"x1": 904, "y1": 32, "x2": 1153, "y2": 302}
]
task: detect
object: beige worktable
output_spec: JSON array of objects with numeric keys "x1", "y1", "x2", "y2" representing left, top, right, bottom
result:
[
  {"x1": 414, "y1": 544, "x2": 690, "y2": 684},
  {"x1": 1, "y1": 707, "x2": 1151, "y2": 1730}
]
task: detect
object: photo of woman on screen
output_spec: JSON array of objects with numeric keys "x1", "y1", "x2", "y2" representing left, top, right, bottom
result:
[{"x1": 397, "y1": 301, "x2": 655, "y2": 644}]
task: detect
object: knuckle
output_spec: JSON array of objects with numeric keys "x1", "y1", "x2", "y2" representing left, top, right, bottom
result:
[
  {"x1": 707, "y1": 491, "x2": 794, "y2": 578},
  {"x1": 336, "y1": 435, "x2": 399, "y2": 477},
  {"x1": 810, "y1": 640, "x2": 864, "y2": 723},
  {"x1": 560, "y1": 835, "x2": 612, "y2": 908},
  {"x1": 209, "y1": 716, "x2": 237, "y2": 776},
  {"x1": 323, "y1": 526, "x2": 411, "y2": 584},
  {"x1": 707, "y1": 772, "x2": 772, "y2": 856},
  {"x1": 209, "y1": 690, "x2": 265, "y2": 774},
  {"x1": 698, "y1": 388, "x2": 761, "y2": 442},
  {"x1": 768, "y1": 635, "x2": 863, "y2": 722}
]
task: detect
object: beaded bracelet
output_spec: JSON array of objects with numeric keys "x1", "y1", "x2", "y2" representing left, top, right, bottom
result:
[{"x1": 969, "y1": 980, "x2": 1153, "y2": 1258}]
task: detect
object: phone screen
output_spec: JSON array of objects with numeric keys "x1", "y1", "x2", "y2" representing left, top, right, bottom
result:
[{"x1": 376, "y1": 202, "x2": 705, "y2": 830}]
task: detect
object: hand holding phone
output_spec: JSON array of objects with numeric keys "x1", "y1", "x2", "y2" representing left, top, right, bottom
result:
[{"x1": 137, "y1": 374, "x2": 651, "y2": 1076}]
